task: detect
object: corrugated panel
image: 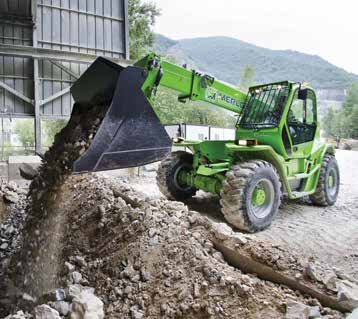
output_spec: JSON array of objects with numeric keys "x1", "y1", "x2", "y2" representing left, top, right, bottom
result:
[
  {"x1": 36, "y1": 0, "x2": 127, "y2": 118},
  {"x1": 37, "y1": 0, "x2": 126, "y2": 58},
  {"x1": 0, "y1": 0, "x2": 32, "y2": 18},
  {"x1": 0, "y1": 21, "x2": 34, "y2": 116},
  {"x1": 0, "y1": 0, "x2": 128, "y2": 118}
]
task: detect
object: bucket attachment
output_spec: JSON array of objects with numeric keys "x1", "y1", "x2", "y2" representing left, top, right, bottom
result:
[{"x1": 70, "y1": 57, "x2": 172, "y2": 173}]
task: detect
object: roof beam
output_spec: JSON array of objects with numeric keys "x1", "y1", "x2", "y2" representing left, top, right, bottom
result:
[{"x1": 0, "y1": 44, "x2": 130, "y2": 65}]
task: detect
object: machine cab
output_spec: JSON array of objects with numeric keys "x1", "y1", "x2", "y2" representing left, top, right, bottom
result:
[
  {"x1": 236, "y1": 82, "x2": 318, "y2": 162},
  {"x1": 282, "y1": 86, "x2": 318, "y2": 158}
]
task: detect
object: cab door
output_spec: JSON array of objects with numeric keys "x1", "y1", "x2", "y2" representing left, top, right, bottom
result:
[{"x1": 284, "y1": 88, "x2": 317, "y2": 172}]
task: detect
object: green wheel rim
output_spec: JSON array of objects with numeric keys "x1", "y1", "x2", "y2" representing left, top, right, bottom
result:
[
  {"x1": 252, "y1": 188, "x2": 266, "y2": 206},
  {"x1": 249, "y1": 178, "x2": 275, "y2": 219}
]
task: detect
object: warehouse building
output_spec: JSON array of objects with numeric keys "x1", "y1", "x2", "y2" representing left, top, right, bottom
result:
[{"x1": 0, "y1": 0, "x2": 129, "y2": 157}]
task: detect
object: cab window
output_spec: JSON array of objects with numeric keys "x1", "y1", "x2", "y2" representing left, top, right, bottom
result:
[{"x1": 287, "y1": 89, "x2": 316, "y2": 145}]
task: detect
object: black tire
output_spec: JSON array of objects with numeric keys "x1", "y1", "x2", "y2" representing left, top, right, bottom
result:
[
  {"x1": 220, "y1": 160, "x2": 281, "y2": 233},
  {"x1": 156, "y1": 151, "x2": 197, "y2": 200},
  {"x1": 309, "y1": 154, "x2": 339, "y2": 206}
]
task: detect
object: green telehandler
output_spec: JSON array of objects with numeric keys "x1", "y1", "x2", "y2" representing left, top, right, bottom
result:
[{"x1": 70, "y1": 53, "x2": 339, "y2": 232}]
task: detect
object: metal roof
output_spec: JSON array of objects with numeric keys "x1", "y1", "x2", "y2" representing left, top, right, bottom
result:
[{"x1": 0, "y1": 0, "x2": 32, "y2": 19}]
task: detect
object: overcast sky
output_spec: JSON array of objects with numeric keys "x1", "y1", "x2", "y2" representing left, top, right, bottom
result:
[{"x1": 152, "y1": 0, "x2": 358, "y2": 74}]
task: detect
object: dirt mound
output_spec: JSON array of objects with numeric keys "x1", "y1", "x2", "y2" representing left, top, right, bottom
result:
[{"x1": 30, "y1": 174, "x2": 344, "y2": 318}]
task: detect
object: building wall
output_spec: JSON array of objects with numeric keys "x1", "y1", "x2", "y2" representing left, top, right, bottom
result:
[{"x1": 0, "y1": 0, "x2": 128, "y2": 119}]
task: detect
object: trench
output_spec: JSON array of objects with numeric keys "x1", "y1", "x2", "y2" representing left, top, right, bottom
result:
[{"x1": 213, "y1": 241, "x2": 351, "y2": 313}]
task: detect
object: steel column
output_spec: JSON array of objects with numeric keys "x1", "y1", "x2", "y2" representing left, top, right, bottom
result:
[{"x1": 32, "y1": 0, "x2": 41, "y2": 154}]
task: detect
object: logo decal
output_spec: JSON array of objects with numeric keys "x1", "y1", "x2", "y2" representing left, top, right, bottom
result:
[
  {"x1": 205, "y1": 87, "x2": 218, "y2": 102},
  {"x1": 205, "y1": 87, "x2": 240, "y2": 108}
]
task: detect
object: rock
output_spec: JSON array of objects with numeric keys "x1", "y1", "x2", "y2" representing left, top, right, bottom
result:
[
  {"x1": 5, "y1": 224, "x2": 15, "y2": 236},
  {"x1": 71, "y1": 271, "x2": 83, "y2": 284},
  {"x1": 140, "y1": 269, "x2": 150, "y2": 282},
  {"x1": 19, "y1": 163, "x2": 38, "y2": 180},
  {"x1": 70, "y1": 290, "x2": 104, "y2": 319},
  {"x1": 52, "y1": 301, "x2": 71, "y2": 316},
  {"x1": 130, "y1": 307, "x2": 144, "y2": 319},
  {"x1": 0, "y1": 242, "x2": 8, "y2": 250},
  {"x1": 304, "y1": 263, "x2": 321, "y2": 282},
  {"x1": 337, "y1": 280, "x2": 358, "y2": 310},
  {"x1": 97, "y1": 205, "x2": 106, "y2": 217},
  {"x1": 211, "y1": 222, "x2": 248, "y2": 244},
  {"x1": 66, "y1": 284, "x2": 83, "y2": 299},
  {"x1": 285, "y1": 300, "x2": 310, "y2": 319},
  {"x1": 3, "y1": 191, "x2": 19, "y2": 204},
  {"x1": 22, "y1": 293, "x2": 36, "y2": 303},
  {"x1": 308, "y1": 306, "x2": 321, "y2": 318},
  {"x1": 7, "y1": 181, "x2": 18, "y2": 191},
  {"x1": 65, "y1": 261, "x2": 75, "y2": 273},
  {"x1": 34, "y1": 304, "x2": 61, "y2": 319},
  {"x1": 148, "y1": 228, "x2": 156, "y2": 238},
  {"x1": 4, "y1": 310, "x2": 28, "y2": 319},
  {"x1": 42, "y1": 289, "x2": 66, "y2": 302},
  {"x1": 347, "y1": 308, "x2": 358, "y2": 319},
  {"x1": 323, "y1": 273, "x2": 338, "y2": 292},
  {"x1": 74, "y1": 256, "x2": 87, "y2": 268}
]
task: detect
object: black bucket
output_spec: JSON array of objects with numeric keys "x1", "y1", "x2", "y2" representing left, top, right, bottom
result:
[{"x1": 70, "y1": 57, "x2": 172, "y2": 173}]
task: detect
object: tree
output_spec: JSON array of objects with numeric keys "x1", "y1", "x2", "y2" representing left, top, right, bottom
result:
[
  {"x1": 347, "y1": 104, "x2": 358, "y2": 139},
  {"x1": 14, "y1": 119, "x2": 35, "y2": 149},
  {"x1": 322, "y1": 83, "x2": 358, "y2": 139},
  {"x1": 43, "y1": 119, "x2": 67, "y2": 147},
  {"x1": 238, "y1": 65, "x2": 255, "y2": 92},
  {"x1": 343, "y1": 82, "x2": 358, "y2": 112},
  {"x1": 152, "y1": 87, "x2": 236, "y2": 128},
  {"x1": 128, "y1": 0, "x2": 160, "y2": 60},
  {"x1": 322, "y1": 106, "x2": 335, "y2": 135}
]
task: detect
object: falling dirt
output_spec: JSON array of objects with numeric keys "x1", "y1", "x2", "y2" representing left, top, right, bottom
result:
[{"x1": 1, "y1": 102, "x2": 109, "y2": 311}]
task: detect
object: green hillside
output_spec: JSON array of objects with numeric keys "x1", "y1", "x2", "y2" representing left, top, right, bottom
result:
[{"x1": 153, "y1": 35, "x2": 358, "y2": 90}]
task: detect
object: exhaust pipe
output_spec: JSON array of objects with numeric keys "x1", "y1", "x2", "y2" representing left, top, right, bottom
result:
[{"x1": 70, "y1": 57, "x2": 172, "y2": 172}]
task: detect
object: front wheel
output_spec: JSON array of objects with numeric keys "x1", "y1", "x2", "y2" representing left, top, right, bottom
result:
[
  {"x1": 156, "y1": 151, "x2": 197, "y2": 201},
  {"x1": 309, "y1": 154, "x2": 339, "y2": 206},
  {"x1": 220, "y1": 160, "x2": 282, "y2": 233}
]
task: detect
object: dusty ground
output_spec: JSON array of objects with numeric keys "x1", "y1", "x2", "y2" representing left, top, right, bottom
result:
[{"x1": 101, "y1": 150, "x2": 358, "y2": 280}]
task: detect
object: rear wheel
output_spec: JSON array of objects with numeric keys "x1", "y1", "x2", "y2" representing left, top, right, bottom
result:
[
  {"x1": 220, "y1": 160, "x2": 281, "y2": 232},
  {"x1": 309, "y1": 154, "x2": 339, "y2": 206},
  {"x1": 156, "y1": 151, "x2": 197, "y2": 200}
]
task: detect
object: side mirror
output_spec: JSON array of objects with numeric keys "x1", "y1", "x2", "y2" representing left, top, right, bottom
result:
[{"x1": 298, "y1": 88, "x2": 308, "y2": 100}]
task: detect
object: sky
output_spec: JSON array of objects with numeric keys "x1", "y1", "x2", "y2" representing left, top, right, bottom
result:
[{"x1": 151, "y1": 0, "x2": 358, "y2": 74}]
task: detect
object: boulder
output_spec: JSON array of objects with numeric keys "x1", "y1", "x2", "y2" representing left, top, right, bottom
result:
[
  {"x1": 71, "y1": 271, "x2": 83, "y2": 284},
  {"x1": 285, "y1": 300, "x2": 310, "y2": 319},
  {"x1": 70, "y1": 290, "x2": 104, "y2": 319},
  {"x1": 52, "y1": 301, "x2": 71, "y2": 316},
  {"x1": 34, "y1": 304, "x2": 61, "y2": 319},
  {"x1": 19, "y1": 163, "x2": 38, "y2": 180},
  {"x1": 337, "y1": 280, "x2": 358, "y2": 310},
  {"x1": 3, "y1": 191, "x2": 19, "y2": 204},
  {"x1": 4, "y1": 311, "x2": 28, "y2": 319},
  {"x1": 308, "y1": 306, "x2": 321, "y2": 318}
]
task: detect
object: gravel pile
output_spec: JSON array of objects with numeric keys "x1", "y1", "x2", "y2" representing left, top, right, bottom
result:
[
  {"x1": 0, "y1": 181, "x2": 29, "y2": 311},
  {"x1": 12, "y1": 174, "x2": 340, "y2": 319}
]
